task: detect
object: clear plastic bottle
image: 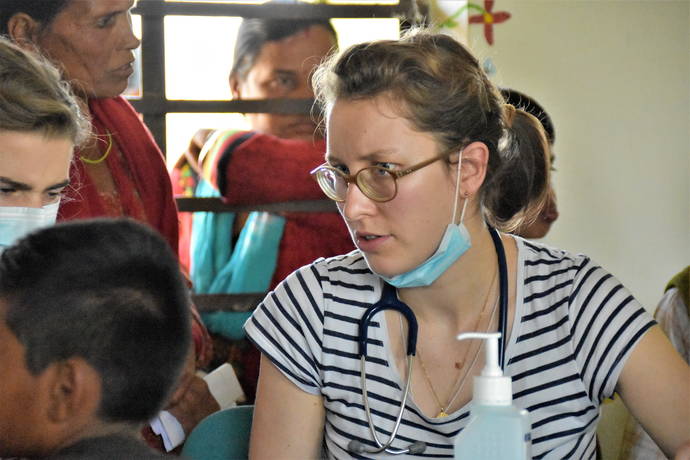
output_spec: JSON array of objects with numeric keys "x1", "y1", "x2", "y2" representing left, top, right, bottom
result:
[{"x1": 453, "y1": 332, "x2": 531, "y2": 460}]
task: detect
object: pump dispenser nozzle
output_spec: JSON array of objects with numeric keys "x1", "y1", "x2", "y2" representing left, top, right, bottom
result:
[
  {"x1": 454, "y1": 332, "x2": 531, "y2": 459},
  {"x1": 457, "y1": 332, "x2": 512, "y2": 406}
]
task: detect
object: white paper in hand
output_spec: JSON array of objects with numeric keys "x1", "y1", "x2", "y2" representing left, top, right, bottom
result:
[
  {"x1": 149, "y1": 363, "x2": 245, "y2": 451},
  {"x1": 203, "y1": 362, "x2": 245, "y2": 410}
]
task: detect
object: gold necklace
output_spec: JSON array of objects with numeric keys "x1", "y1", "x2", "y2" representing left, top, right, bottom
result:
[
  {"x1": 442, "y1": 291, "x2": 500, "y2": 414},
  {"x1": 405, "y1": 267, "x2": 499, "y2": 418},
  {"x1": 80, "y1": 131, "x2": 113, "y2": 165}
]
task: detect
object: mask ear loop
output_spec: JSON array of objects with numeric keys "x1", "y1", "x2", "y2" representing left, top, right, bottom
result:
[{"x1": 451, "y1": 150, "x2": 468, "y2": 225}]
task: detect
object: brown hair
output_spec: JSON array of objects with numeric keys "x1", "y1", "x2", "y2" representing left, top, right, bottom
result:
[
  {"x1": 313, "y1": 29, "x2": 550, "y2": 231},
  {"x1": 0, "y1": 35, "x2": 88, "y2": 145}
]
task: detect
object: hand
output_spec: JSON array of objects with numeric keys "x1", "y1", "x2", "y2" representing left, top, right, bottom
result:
[
  {"x1": 183, "y1": 128, "x2": 215, "y2": 175},
  {"x1": 167, "y1": 374, "x2": 220, "y2": 435},
  {"x1": 166, "y1": 344, "x2": 221, "y2": 435}
]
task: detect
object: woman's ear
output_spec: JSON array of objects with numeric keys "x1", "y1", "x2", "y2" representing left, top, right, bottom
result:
[
  {"x1": 6, "y1": 13, "x2": 43, "y2": 49},
  {"x1": 229, "y1": 74, "x2": 242, "y2": 100},
  {"x1": 458, "y1": 141, "x2": 489, "y2": 196}
]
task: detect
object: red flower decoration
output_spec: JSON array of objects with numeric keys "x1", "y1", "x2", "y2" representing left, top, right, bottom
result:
[{"x1": 468, "y1": 0, "x2": 511, "y2": 45}]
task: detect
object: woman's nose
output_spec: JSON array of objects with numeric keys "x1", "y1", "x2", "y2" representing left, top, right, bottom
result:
[
  {"x1": 126, "y1": 29, "x2": 141, "y2": 51},
  {"x1": 23, "y1": 194, "x2": 45, "y2": 209},
  {"x1": 341, "y1": 182, "x2": 376, "y2": 222},
  {"x1": 123, "y1": 15, "x2": 141, "y2": 50},
  {"x1": 544, "y1": 187, "x2": 559, "y2": 222}
]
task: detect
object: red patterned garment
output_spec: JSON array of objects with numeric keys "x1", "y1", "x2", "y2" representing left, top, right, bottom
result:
[{"x1": 210, "y1": 131, "x2": 354, "y2": 288}]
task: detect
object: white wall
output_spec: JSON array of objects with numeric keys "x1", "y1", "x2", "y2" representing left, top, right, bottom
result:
[
  {"x1": 468, "y1": 0, "x2": 690, "y2": 312},
  {"x1": 465, "y1": 3, "x2": 689, "y2": 457}
]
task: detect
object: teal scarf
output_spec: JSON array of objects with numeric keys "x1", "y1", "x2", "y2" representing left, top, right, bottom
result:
[{"x1": 191, "y1": 179, "x2": 285, "y2": 339}]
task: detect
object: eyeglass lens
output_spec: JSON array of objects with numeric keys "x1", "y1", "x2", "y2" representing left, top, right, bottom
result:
[{"x1": 317, "y1": 167, "x2": 397, "y2": 202}]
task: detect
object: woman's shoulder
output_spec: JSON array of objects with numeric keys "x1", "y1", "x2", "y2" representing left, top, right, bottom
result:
[
  {"x1": 298, "y1": 250, "x2": 376, "y2": 283},
  {"x1": 279, "y1": 250, "x2": 378, "y2": 299},
  {"x1": 514, "y1": 236, "x2": 613, "y2": 304},
  {"x1": 516, "y1": 236, "x2": 593, "y2": 276},
  {"x1": 515, "y1": 236, "x2": 640, "y2": 312}
]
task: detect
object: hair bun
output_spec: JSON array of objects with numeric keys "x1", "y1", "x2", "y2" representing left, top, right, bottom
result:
[{"x1": 502, "y1": 103, "x2": 516, "y2": 129}]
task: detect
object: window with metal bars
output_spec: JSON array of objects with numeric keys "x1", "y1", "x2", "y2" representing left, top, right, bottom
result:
[{"x1": 128, "y1": 0, "x2": 418, "y2": 160}]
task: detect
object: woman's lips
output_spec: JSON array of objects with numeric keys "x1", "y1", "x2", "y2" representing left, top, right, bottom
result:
[
  {"x1": 355, "y1": 232, "x2": 389, "y2": 252},
  {"x1": 113, "y1": 61, "x2": 134, "y2": 77}
]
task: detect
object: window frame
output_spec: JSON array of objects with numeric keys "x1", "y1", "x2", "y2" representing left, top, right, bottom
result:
[{"x1": 130, "y1": 0, "x2": 415, "y2": 153}]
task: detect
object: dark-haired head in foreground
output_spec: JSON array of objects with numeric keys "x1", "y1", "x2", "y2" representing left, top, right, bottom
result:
[{"x1": 0, "y1": 218, "x2": 191, "y2": 458}]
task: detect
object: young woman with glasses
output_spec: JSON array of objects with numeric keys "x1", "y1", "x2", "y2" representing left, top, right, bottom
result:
[{"x1": 244, "y1": 29, "x2": 690, "y2": 459}]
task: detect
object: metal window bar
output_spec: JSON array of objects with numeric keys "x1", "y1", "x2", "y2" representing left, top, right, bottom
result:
[
  {"x1": 130, "y1": 0, "x2": 418, "y2": 152},
  {"x1": 175, "y1": 197, "x2": 337, "y2": 213},
  {"x1": 192, "y1": 292, "x2": 266, "y2": 313}
]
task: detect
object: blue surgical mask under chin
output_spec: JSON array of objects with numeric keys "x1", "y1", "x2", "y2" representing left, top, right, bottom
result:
[
  {"x1": 375, "y1": 152, "x2": 471, "y2": 288},
  {"x1": 379, "y1": 221, "x2": 471, "y2": 288},
  {"x1": 0, "y1": 201, "x2": 60, "y2": 252}
]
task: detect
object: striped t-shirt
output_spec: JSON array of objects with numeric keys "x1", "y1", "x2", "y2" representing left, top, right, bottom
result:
[{"x1": 245, "y1": 236, "x2": 655, "y2": 459}]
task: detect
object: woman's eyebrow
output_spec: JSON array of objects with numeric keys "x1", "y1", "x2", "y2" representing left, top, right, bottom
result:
[
  {"x1": 326, "y1": 149, "x2": 398, "y2": 164},
  {"x1": 44, "y1": 180, "x2": 70, "y2": 192},
  {"x1": 0, "y1": 177, "x2": 31, "y2": 191}
]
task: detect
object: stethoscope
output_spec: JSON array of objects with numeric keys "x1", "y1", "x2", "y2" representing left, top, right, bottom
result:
[{"x1": 348, "y1": 227, "x2": 509, "y2": 456}]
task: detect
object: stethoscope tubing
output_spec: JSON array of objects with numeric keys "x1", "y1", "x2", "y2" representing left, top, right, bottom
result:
[
  {"x1": 351, "y1": 226, "x2": 508, "y2": 456},
  {"x1": 352, "y1": 285, "x2": 420, "y2": 454},
  {"x1": 488, "y1": 226, "x2": 509, "y2": 369}
]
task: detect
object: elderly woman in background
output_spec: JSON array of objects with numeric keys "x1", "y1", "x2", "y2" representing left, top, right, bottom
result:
[{"x1": 0, "y1": 0, "x2": 217, "y2": 448}]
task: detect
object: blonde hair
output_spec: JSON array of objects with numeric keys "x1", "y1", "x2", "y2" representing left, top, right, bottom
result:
[
  {"x1": 313, "y1": 28, "x2": 550, "y2": 231},
  {"x1": 0, "y1": 35, "x2": 88, "y2": 146}
]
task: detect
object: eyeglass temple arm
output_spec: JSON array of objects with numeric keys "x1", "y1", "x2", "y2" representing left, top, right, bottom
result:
[{"x1": 394, "y1": 149, "x2": 458, "y2": 178}]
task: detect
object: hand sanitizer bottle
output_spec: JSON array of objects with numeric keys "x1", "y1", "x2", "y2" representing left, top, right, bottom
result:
[{"x1": 453, "y1": 332, "x2": 531, "y2": 460}]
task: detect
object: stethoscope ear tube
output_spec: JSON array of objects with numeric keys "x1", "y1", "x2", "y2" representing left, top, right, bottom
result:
[
  {"x1": 357, "y1": 283, "x2": 419, "y2": 358},
  {"x1": 488, "y1": 226, "x2": 508, "y2": 370}
]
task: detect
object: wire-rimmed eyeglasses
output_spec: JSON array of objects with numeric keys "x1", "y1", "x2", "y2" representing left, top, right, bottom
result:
[{"x1": 310, "y1": 149, "x2": 457, "y2": 203}]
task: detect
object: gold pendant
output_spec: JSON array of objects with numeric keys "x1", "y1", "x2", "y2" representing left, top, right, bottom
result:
[{"x1": 437, "y1": 410, "x2": 449, "y2": 418}]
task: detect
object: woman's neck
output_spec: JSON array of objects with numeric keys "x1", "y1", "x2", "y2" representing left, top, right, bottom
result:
[{"x1": 397, "y1": 215, "x2": 498, "y2": 326}]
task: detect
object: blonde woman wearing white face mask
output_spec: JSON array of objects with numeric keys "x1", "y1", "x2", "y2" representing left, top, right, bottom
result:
[
  {"x1": 0, "y1": 36, "x2": 87, "y2": 250},
  {"x1": 244, "y1": 30, "x2": 690, "y2": 459}
]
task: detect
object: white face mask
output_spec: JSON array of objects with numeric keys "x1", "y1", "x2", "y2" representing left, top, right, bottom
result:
[{"x1": 0, "y1": 201, "x2": 60, "y2": 252}]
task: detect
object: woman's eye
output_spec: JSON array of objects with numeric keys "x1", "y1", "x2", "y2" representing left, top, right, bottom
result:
[
  {"x1": 267, "y1": 73, "x2": 298, "y2": 94},
  {"x1": 376, "y1": 162, "x2": 395, "y2": 171},
  {"x1": 97, "y1": 15, "x2": 116, "y2": 28},
  {"x1": 0, "y1": 187, "x2": 16, "y2": 195},
  {"x1": 332, "y1": 164, "x2": 349, "y2": 175},
  {"x1": 277, "y1": 75, "x2": 295, "y2": 88},
  {"x1": 46, "y1": 190, "x2": 65, "y2": 199}
]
